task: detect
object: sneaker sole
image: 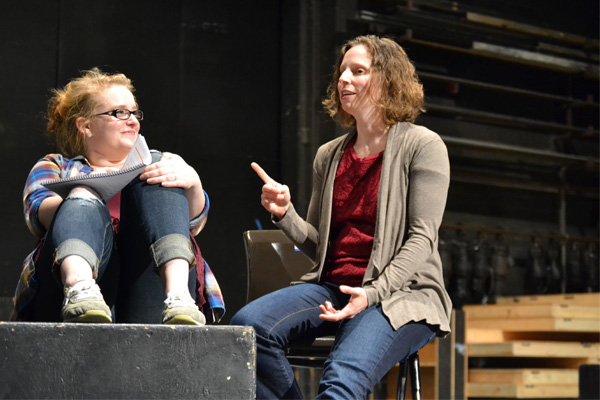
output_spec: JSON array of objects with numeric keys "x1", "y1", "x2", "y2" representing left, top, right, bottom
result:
[
  {"x1": 163, "y1": 315, "x2": 203, "y2": 326},
  {"x1": 64, "y1": 310, "x2": 112, "y2": 323}
]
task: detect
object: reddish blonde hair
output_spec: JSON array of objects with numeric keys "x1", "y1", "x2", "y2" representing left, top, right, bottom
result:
[
  {"x1": 46, "y1": 68, "x2": 135, "y2": 157},
  {"x1": 323, "y1": 35, "x2": 425, "y2": 127}
]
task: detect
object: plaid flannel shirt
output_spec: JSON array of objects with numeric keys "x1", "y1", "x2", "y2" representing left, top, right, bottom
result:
[{"x1": 12, "y1": 152, "x2": 225, "y2": 322}]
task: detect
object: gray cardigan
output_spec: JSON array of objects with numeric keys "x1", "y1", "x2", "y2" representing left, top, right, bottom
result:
[{"x1": 275, "y1": 122, "x2": 452, "y2": 335}]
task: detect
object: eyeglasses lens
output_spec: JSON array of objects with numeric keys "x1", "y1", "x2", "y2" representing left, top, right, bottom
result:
[
  {"x1": 115, "y1": 109, "x2": 143, "y2": 121},
  {"x1": 132, "y1": 110, "x2": 144, "y2": 120}
]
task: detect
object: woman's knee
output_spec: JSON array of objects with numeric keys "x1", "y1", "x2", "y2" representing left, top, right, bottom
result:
[
  {"x1": 56, "y1": 196, "x2": 110, "y2": 224},
  {"x1": 49, "y1": 197, "x2": 113, "y2": 268},
  {"x1": 230, "y1": 297, "x2": 292, "y2": 341},
  {"x1": 230, "y1": 310, "x2": 249, "y2": 326},
  {"x1": 231, "y1": 302, "x2": 262, "y2": 327}
]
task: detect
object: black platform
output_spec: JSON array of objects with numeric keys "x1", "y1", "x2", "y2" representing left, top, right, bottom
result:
[{"x1": 0, "y1": 322, "x2": 255, "y2": 399}]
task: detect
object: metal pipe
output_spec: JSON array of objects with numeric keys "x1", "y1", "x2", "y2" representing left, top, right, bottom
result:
[
  {"x1": 441, "y1": 135, "x2": 599, "y2": 168},
  {"x1": 450, "y1": 172, "x2": 599, "y2": 199},
  {"x1": 429, "y1": 104, "x2": 597, "y2": 138},
  {"x1": 558, "y1": 167, "x2": 568, "y2": 293},
  {"x1": 441, "y1": 223, "x2": 599, "y2": 243},
  {"x1": 418, "y1": 71, "x2": 599, "y2": 109}
]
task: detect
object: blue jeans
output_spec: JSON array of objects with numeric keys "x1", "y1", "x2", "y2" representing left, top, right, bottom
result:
[
  {"x1": 230, "y1": 282, "x2": 437, "y2": 399},
  {"x1": 29, "y1": 154, "x2": 196, "y2": 323}
]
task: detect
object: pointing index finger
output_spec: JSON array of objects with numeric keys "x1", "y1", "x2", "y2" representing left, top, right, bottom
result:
[{"x1": 251, "y1": 162, "x2": 275, "y2": 186}]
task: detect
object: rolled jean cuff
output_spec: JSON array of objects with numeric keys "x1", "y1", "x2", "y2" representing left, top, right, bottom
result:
[
  {"x1": 150, "y1": 233, "x2": 195, "y2": 273},
  {"x1": 53, "y1": 239, "x2": 100, "y2": 281}
]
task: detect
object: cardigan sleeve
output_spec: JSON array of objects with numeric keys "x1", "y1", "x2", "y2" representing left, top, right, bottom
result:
[
  {"x1": 363, "y1": 137, "x2": 450, "y2": 306},
  {"x1": 273, "y1": 143, "x2": 329, "y2": 262}
]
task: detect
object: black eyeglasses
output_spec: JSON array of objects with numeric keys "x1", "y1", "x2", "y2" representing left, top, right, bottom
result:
[{"x1": 93, "y1": 108, "x2": 144, "y2": 121}]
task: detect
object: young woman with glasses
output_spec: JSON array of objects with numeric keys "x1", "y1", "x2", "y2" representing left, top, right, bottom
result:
[{"x1": 12, "y1": 68, "x2": 224, "y2": 325}]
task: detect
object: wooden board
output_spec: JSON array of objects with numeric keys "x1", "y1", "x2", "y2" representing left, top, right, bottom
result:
[
  {"x1": 468, "y1": 382, "x2": 578, "y2": 398},
  {"x1": 496, "y1": 293, "x2": 600, "y2": 307},
  {"x1": 464, "y1": 303, "x2": 600, "y2": 320},
  {"x1": 468, "y1": 368, "x2": 578, "y2": 385},
  {"x1": 418, "y1": 338, "x2": 438, "y2": 367},
  {"x1": 467, "y1": 317, "x2": 600, "y2": 333},
  {"x1": 468, "y1": 341, "x2": 599, "y2": 358},
  {"x1": 466, "y1": 328, "x2": 600, "y2": 344}
]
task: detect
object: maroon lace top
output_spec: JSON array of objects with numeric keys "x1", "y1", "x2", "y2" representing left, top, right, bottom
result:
[{"x1": 322, "y1": 138, "x2": 383, "y2": 287}]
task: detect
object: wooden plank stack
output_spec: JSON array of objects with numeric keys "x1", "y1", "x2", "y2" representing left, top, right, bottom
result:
[{"x1": 463, "y1": 293, "x2": 600, "y2": 399}]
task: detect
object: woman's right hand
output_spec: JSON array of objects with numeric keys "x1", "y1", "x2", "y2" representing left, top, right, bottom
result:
[{"x1": 251, "y1": 162, "x2": 291, "y2": 220}]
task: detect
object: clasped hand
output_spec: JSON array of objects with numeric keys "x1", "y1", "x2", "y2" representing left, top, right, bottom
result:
[{"x1": 140, "y1": 152, "x2": 201, "y2": 190}]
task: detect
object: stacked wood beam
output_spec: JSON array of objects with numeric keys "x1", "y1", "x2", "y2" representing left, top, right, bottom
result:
[{"x1": 464, "y1": 293, "x2": 600, "y2": 399}]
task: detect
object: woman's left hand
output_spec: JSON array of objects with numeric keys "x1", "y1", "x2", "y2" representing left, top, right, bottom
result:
[
  {"x1": 319, "y1": 285, "x2": 368, "y2": 321},
  {"x1": 140, "y1": 152, "x2": 205, "y2": 218},
  {"x1": 140, "y1": 152, "x2": 201, "y2": 190}
]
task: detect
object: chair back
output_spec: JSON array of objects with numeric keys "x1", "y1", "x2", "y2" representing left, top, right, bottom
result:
[{"x1": 243, "y1": 230, "x2": 314, "y2": 303}]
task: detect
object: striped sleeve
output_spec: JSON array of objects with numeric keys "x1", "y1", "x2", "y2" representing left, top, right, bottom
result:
[{"x1": 23, "y1": 154, "x2": 66, "y2": 238}]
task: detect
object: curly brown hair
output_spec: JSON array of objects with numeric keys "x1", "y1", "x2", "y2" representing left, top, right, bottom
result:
[
  {"x1": 322, "y1": 35, "x2": 425, "y2": 127},
  {"x1": 46, "y1": 68, "x2": 135, "y2": 157}
]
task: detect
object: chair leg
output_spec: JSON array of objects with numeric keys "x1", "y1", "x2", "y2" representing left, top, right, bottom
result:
[
  {"x1": 396, "y1": 357, "x2": 409, "y2": 400},
  {"x1": 396, "y1": 352, "x2": 420, "y2": 400},
  {"x1": 409, "y1": 352, "x2": 421, "y2": 400}
]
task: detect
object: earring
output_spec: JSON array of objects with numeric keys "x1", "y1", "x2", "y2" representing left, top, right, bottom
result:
[{"x1": 86, "y1": 132, "x2": 92, "y2": 138}]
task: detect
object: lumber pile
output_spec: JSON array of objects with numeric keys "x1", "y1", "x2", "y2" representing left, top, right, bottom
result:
[{"x1": 464, "y1": 293, "x2": 600, "y2": 399}]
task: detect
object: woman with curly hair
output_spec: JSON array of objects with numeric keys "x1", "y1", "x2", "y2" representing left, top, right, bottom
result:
[{"x1": 232, "y1": 35, "x2": 451, "y2": 399}]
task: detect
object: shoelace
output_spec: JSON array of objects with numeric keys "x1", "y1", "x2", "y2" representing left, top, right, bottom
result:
[
  {"x1": 164, "y1": 293, "x2": 196, "y2": 308},
  {"x1": 64, "y1": 279, "x2": 102, "y2": 305}
]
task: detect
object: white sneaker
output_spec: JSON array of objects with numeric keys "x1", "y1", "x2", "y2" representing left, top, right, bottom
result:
[
  {"x1": 61, "y1": 279, "x2": 112, "y2": 323},
  {"x1": 162, "y1": 292, "x2": 205, "y2": 325}
]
